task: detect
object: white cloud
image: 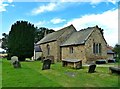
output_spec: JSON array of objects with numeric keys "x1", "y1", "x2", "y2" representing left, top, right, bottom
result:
[
  {"x1": 53, "y1": 9, "x2": 118, "y2": 46},
  {"x1": 51, "y1": 18, "x2": 66, "y2": 24},
  {"x1": 0, "y1": 3, "x2": 9, "y2": 12},
  {"x1": 31, "y1": 0, "x2": 118, "y2": 15},
  {"x1": 0, "y1": 0, "x2": 14, "y2": 12},
  {"x1": 59, "y1": 0, "x2": 118, "y2": 4},
  {"x1": 34, "y1": 21, "x2": 46, "y2": 27},
  {"x1": 31, "y1": 3, "x2": 57, "y2": 15},
  {"x1": 7, "y1": 0, "x2": 13, "y2": 3}
]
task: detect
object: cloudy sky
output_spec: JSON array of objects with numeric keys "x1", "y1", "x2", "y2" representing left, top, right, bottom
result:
[{"x1": 0, "y1": 0, "x2": 119, "y2": 47}]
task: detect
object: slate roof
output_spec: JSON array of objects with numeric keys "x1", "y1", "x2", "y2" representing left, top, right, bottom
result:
[
  {"x1": 34, "y1": 45, "x2": 42, "y2": 52},
  {"x1": 60, "y1": 27, "x2": 94, "y2": 46},
  {"x1": 36, "y1": 24, "x2": 76, "y2": 45}
]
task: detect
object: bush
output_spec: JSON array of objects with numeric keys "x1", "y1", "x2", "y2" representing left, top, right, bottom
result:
[{"x1": 115, "y1": 57, "x2": 119, "y2": 62}]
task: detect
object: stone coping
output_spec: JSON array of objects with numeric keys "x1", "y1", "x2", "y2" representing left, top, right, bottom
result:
[{"x1": 62, "y1": 59, "x2": 81, "y2": 62}]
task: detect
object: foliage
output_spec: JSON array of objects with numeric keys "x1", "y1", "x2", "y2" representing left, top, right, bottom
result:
[
  {"x1": 2, "y1": 58, "x2": 119, "y2": 87},
  {"x1": 34, "y1": 27, "x2": 55, "y2": 43},
  {"x1": 8, "y1": 21, "x2": 35, "y2": 61},
  {"x1": 2, "y1": 23, "x2": 55, "y2": 52},
  {"x1": 113, "y1": 44, "x2": 120, "y2": 61},
  {"x1": 1, "y1": 33, "x2": 8, "y2": 51}
]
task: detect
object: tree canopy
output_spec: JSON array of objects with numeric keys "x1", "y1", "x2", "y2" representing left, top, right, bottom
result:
[
  {"x1": 8, "y1": 21, "x2": 36, "y2": 61},
  {"x1": 2, "y1": 20, "x2": 55, "y2": 60},
  {"x1": 113, "y1": 44, "x2": 120, "y2": 59}
]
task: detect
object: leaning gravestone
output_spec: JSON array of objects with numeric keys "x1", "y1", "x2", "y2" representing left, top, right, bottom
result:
[
  {"x1": 88, "y1": 64, "x2": 96, "y2": 73},
  {"x1": 11, "y1": 56, "x2": 21, "y2": 68},
  {"x1": 42, "y1": 59, "x2": 51, "y2": 70}
]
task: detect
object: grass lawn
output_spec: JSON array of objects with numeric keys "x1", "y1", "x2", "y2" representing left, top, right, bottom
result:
[
  {"x1": 2, "y1": 58, "x2": 119, "y2": 88},
  {"x1": 0, "y1": 58, "x2": 2, "y2": 88}
]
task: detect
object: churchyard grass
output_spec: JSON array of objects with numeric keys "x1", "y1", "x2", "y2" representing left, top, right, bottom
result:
[
  {"x1": 0, "y1": 58, "x2": 2, "y2": 88},
  {"x1": 2, "y1": 58, "x2": 119, "y2": 87}
]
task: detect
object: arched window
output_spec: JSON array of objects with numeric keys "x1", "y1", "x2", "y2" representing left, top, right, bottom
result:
[
  {"x1": 69, "y1": 47, "x2": 73, "y2": 54},
  {"x1": 47, "y1": 44, "x2": 50, "y2": 55},
  {"x1": 99, "y1": 43, "x2": 101, "y2": 54},
  {"x1": 93, "y1": 43, "x2": 102, "y2": 54},
  {"x1": 93, "y1": 43, "x2": 96, "y2": 54},
  {"x1": 96, "y1": 44, "x2": 98, "y2": 54}
]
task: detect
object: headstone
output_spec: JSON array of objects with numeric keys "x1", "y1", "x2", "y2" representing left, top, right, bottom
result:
[
  {"x1": 13, "y1": 61, "x2": 21, "y2": 68},
  {"x1": 109, "y1": 67, "x2": 120, "y2": 74},
  {"x1": 11, "y1": 56, "x2": 21, "y2": 68},
  {"x1": 46, "y1": 56, "x2": 54, "y2": 64},
  {"x1": 11, "y1": 56, "x2": 18, "y2": 64},
  {"x1": 88, "y1": 64, "x2": 96, "y2": 73},
  {"x1": 42, "y1": 59, "x2": 51, "y2": 70},
  {"x1": 96, "y1": 60, "x2": 106, "y2": 64},
  {"x1": 108, "y1": 59, "x2": 116, "y2": 63}
]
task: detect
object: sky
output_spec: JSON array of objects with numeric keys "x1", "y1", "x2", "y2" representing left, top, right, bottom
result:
[{"x1": 0, "y1": 0, "x2": 119, "y2": 47}]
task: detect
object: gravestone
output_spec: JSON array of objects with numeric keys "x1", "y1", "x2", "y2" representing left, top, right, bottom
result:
[
  {"x1": 96, "y1": 60, "x2": 106, "y2": 64},
  {"x1": 13, "y1": 61, "x2": 21, "y2": 68},
  {"x1": 88, "y1": 64, "x2": 96, "y2": 73},
  {"x1": 108, "y1": 59, "x2": 116, "y2": 63},
  {"x1": 46, "y1": 56, "x2": 54, "y2": 64},
  {"x1": 11, "y1": 56, "x2": 21, "y2": 68},
  {"x1": 42, "y1": 59, "x2": 51, "y2": 70},
  {"x1": 109, "y1": 67, "x2": 120, "y2": 74},
  {"x1": 11, "y1": 56, "x2": 18, "y2": 64}
]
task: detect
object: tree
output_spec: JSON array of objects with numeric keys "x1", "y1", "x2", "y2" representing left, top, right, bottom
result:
[
  {"x1": 8, "y1": 21, "x2": 35, "y2": 61},
  {"x1": 1, "y1": 33, "x2": 8, "y2": 51},
  {"x1": 34, "y1": 27, "x2": 55, "y2": 43},
  {"x1": 113, "y1": 44, "x2": 120, "y2": 61}
]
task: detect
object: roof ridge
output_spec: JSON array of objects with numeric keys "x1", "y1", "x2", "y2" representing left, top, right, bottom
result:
[
  {"x1": 79, "y1": 27, "x2": 95, "y2": 31},
  {"x1": 56, "y1": 24, "x2": 74, "y2": 32}
]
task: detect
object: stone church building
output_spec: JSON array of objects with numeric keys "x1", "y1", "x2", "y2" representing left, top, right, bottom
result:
[{"x1": 36, "y1": 25, "x2": 108, "y2": 64}]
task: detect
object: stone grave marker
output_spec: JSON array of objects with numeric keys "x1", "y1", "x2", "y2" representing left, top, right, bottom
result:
[
  {"x1": 11, "y1": 56, "x2": 21, "y2": 68},
  {"x1": 42, "y1": 59, "x2": 51, "y2": 70},
  {"x1": 109, "y1": 67, "x2": 120, "y2": 74},
  {"x1": 88, "y1": 64, "x2": 96, "y2": 73},
  {"x1": 13, "y1": 61, "x2": 21, "y2": 68},
  {"x1": 46, "y1": 56, "x2": 54, "y2": 64},
  {"x1": 11, "y1": 56, "x2": 18, "y2": 64}
]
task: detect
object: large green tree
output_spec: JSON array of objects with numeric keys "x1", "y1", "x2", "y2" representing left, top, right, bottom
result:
[
  {"x1": 113, "y1": 44, "x2": 120, "y2": 61},
  {"x1": 8, "y1": 21, "x2": 36, "y2": 61}
]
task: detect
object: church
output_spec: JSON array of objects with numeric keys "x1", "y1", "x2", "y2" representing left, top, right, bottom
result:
[{"x1": 36, "y1": 25, "x2": 108, "y2": 64}]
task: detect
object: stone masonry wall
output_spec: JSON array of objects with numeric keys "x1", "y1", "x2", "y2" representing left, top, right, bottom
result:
[
  {"x1": 85, "y1": 28, "x2": 107, "y2": 62},
  {"x1": 40, "y1": 41, "x2": 58, "y2": 62},
  {"x1": 61, "y1": 28, "x2": 107, "y2": 64},
  {"x1": 61, "y1": 45, "x2": 86, "y2": 64}
]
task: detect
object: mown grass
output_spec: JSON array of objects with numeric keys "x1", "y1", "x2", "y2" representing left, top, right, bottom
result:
[
  {"x1": 0, "y1": 58, "x2": 2, "y2": 88},
  {"x1": 2, "y1": 58, "x2": 119, "y2": 88}
]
